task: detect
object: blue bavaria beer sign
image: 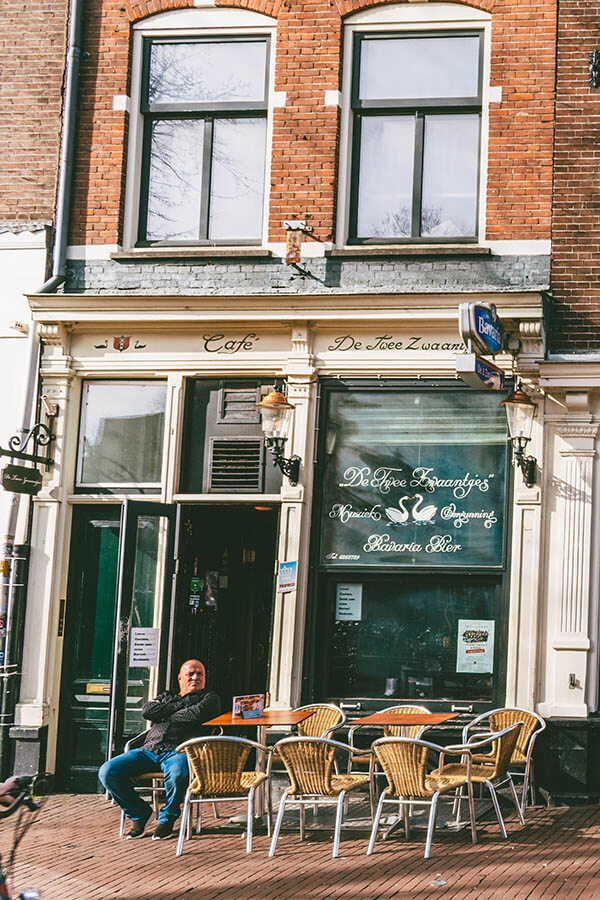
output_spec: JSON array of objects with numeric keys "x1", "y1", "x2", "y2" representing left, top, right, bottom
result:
[{"x1": 458, "y1": 302, "x2": 504, "y2": 356}]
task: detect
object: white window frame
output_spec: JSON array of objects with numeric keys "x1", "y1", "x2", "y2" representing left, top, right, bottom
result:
[
  {"x1": 337, "y1": 3, "x2": 492, "y2": 247},
  {"x1": 123, "y1": 8, "x2": 277, "y2": 250}
]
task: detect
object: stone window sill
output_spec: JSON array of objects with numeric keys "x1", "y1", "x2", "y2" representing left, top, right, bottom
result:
[
  {"x1": 110, "y1": 247, "x2": 272, "y2": 260},
  {"x1": 325, "y1": 244, "x2": 491, "y2": 258}
]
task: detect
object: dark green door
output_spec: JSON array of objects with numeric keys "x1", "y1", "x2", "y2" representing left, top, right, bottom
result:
[
  {"x1": 57, "y1": 502, "x2": 177, "y2": 791},
  {"x1": 58, "y1": 506, "x2": 121, "y2": 791}
]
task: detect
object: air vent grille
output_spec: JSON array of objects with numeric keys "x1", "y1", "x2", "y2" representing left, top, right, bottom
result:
[{"x1": 208, "y1": 438, "x2": 263, "y2": 492}]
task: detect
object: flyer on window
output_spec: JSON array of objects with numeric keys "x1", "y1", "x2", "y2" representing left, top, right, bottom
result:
[{"x1": 456, "y1": 619, "x2": 495, "y2": 673}]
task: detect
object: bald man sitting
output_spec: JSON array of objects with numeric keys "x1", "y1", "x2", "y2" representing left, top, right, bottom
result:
[{"x1": 99, "y1": 660, "x2": 220, "y2": 840}]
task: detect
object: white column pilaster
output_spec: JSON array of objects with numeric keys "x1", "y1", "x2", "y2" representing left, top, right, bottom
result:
[
  {"x1": 268, "y1": 325, "x2": 317, "y2": 707},
  {"x1": 539, "y1": 392, "x2": 598, "y2": 718},
  {"x1": 15, "y1": 325, "x2": 75, "y2": 771}
]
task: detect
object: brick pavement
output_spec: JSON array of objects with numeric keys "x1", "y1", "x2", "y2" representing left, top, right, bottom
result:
[{"x1": 3, "y1": 795, "x2": 600, "y2": 900}]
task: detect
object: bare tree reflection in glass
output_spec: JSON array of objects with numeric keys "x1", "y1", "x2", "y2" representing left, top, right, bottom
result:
[
  {"x1": 147, "y1": 120, "x2": 204, "y2": 241},
  {"x1": 209, "y1": 118, "x2": 267, "y2": 240}
]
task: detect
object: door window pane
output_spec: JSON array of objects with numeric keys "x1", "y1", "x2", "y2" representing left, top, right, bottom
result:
[
  {"x1": 421, "y1": 114, "x2": 479, "y2": 237},
  {"x1": 78, "y1": 382, "x2": 167, "y2": 486},
  {"x1": 148, "y1": 40, "x2": 268, "y2": 104},
  {"x1": 209, "y1": 118, "x2": 267, "y2": 240},
  {"x1": 146, "y1": 120, "x2": 204, "y2": 242},
  {"x1": 357, "y1": 116, "x2": 415, "y2": 238},
  {"x1": 359, "y1": 35, "x2": 480, "y2": 101}
]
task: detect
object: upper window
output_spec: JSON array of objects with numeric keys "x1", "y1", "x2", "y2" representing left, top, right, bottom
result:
[
  {"x1": 349, "y1": 31, "x2": 483, "y2": 242},
  {"x1": 137, "y1": 37, "x2": 270, "y2": 245}
]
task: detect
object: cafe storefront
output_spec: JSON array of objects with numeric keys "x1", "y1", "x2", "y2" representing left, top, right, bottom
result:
[{"x1": 17, "y1": 289, "x2": 550, "y2": 790}]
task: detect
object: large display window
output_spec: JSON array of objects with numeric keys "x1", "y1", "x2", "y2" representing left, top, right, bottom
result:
[{"x1": 309, "y1": 380, "x2": 511, "y2": 707}]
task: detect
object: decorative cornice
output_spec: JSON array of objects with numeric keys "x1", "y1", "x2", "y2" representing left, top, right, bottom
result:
[{"x1": 556, "y1": 423, "x2": 599, "y2": 440}]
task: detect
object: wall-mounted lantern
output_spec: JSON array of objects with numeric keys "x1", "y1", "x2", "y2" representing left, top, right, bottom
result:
[
  {"x1": 256, "y1": 388, "x2": 301, "y2": 486},
  {"x1": 500, "y1": 383, "x2": 537, "y2": 488}
]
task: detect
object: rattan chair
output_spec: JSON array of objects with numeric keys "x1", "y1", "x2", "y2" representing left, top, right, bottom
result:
[
  {"x1": 295, "y1": 703, "x2": 347, "y2": 738},
  {"x1": 348, "y1": 705, "x2": 432, "y2": 816},
  {"x1": 175, "y1": 735, "x2": 271, "y2": 856},
  {"x1": 367, "y1": 737, "x2": 478, "y2": 859},
  {"x1": 442, "y1": 722, "x2": 525, "y2": 838},
  {"x1": 116, "y1": 730, "x2": 164, "y2": 837},
  {"x1": 268, "y1": 736, "x2": 370, "y2": 858},
  {"x1": 460, "y1": 707, "x2": 545, "y2": 816}
]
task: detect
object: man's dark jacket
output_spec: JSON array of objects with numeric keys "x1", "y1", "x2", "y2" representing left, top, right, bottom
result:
[{"x1": 141, "y1": 688, "x2": 221, "y2": 754}]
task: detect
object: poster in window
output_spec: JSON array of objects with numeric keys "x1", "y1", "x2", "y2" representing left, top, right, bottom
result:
[
  {"x1": 456, "y1": 619, "x2": 495, "y2": 673},
  {"x1": 335, "y1": 584, "x2": 363, "y2": 621}
]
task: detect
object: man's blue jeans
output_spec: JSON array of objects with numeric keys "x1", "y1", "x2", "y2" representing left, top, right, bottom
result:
[{"x1": 99, "y1": 748, "x2": 189, "y2": 824}]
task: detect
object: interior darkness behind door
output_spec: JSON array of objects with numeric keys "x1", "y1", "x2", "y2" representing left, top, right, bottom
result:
[{"x1": 173, "y1": 505, "x2": 278, "y2": 704}]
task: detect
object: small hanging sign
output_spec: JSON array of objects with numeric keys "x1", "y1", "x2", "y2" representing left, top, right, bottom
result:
[
  {"x1": 455, "y1": 353, "x2": 505, "y2": 390},
  {"x1": 1, "y1": 464, "x2": 43, "y2": 495},
  {"x1": 129, "y1": 627, "x2": 160, "y2": 667}
]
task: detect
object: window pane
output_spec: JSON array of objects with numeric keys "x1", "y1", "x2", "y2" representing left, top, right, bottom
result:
[
  {"x1": 357, "y1": 116, "x2": 415, "y2": 238},
  {"x1": 148, "y1": 41, "x2": 268, "y2": 104},
  {"x1": 359, "y1": 36, "x2": 480, "y2": 101},
  {"x1": 328, "y1": 578, "x2": 497, "y2": 701},
  {"x1": 209, "y1": 118, "x2": 267, "y2": 240},
  {"x1": 79, "y1": 383, "x2": 167, "y2": 485},
  {"x1": 146, "y1": 119, "x2": 204, "y2": 241},
  {"x1": 421, "y1": 114, "x2": 479, "y2": 237},
  {"x1": 320, "y1": 390, "x2": 508, "y2": 568}
]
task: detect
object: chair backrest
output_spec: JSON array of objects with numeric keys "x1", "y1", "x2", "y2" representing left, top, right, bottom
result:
[
  {"x1": 380, "y1": 704, "x2": 431, "y2": 739},
  {"x1": 179, "y1": 736, "x2": 256, "y2": 796},
  {"x1": 479, "y1": 723, "x2": 523, "y2": 779},
  {"x1": 295, "y1": 704, "x2": 346, "y2": 738},
  {"x1": 274, "y1": 737, "x2": 339, "y2": 795},
  {"x1": 488, "y1": 708, "x2": 545, "y2": 763},
  {"x1": 372, "y1": 737, "x2": 437, "y2": 799}
]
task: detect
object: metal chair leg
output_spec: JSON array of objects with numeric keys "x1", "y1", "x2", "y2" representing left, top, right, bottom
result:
[
  {"x1": 467, "y1": 781, "x2": 478, "y2": 845},
  {"x1": 247, "y1": 788, "x2": 254, "y2": 853},
  {"x1": 119, "y1": 809, "x2": 125, "y2": 837},
  {"x1": 269, "y1": 795, "x2": 287, "y2": 858},
  {"x1": 424, "y1": 794, "x2": 439, "y2": 859},
  {"x1": 508, "y1": 774, "x2": 525, "y2": 825},
  {"x1": 176, "y1": 792, "x2": 191, "y2": 857},
  {"x1": 299, "y1": 803, "x2": 306, "y2": 841},
  {"x1": 332, "y1": 791, "x2": 345, "y2": 859},
  {"x1": 367, "y1": 790, "x2": 387, "y2": 856},
  {"x1": 486, "y1": 781, "x2": 508, "y2": 839},
  {"x1": 196, "y1": 801, "x2": 202, "y2": 835}
]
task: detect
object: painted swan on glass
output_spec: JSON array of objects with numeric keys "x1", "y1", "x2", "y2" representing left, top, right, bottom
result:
[
  {"x1": 412, "y1": 493, "x2": 437, "y2": 523},
  {"x1": 385, "y1": 495, "x2": 412, "y2": 525}
]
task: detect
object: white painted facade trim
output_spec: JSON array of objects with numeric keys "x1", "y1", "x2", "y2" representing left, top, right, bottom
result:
[
  {"x1": 112, "y1": 95, "x2": 130, "y2": 113},
  {"x1": 482, "y1": 240, "x2": 551, "y2": 256}
]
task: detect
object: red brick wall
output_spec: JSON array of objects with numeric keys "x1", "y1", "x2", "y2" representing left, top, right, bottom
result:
[
  {"x1": 550, "y1": 1, "x2": 600, "y2": 353},
  {"x1": 0, "y1": 0, "x2": 67, "y2": 221},
  {"x1": 70, "y1": 0, "x2": 557, "y2": 248}
]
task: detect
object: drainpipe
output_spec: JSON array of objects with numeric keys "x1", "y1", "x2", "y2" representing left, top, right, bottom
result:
[{"x1": 0, "y1": 0, "x2": 84, "y2": 777}]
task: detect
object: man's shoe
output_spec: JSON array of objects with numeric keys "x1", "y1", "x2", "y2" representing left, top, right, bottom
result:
[
  {"x1": 152, "y1": 821, "x2": 174, "y2": 840},
  {"x1": 126, "y1": 814, "x2": 151, "y2": 839}
]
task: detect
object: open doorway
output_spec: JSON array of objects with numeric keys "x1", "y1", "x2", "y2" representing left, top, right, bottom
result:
[{"x1": 172, "y1": 505, "x2": 279, "y2": 705}]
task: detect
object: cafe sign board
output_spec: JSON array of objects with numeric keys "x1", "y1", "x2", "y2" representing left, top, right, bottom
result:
[
  {"x1": 456, "y1": 354, "x2": 505, "y2": 390},
  {"x1": 1, "y1": 464, "x2": 43, "y2": 495},
  {"x1": 459, "y1": 302, "x2": 504, "y2": 356}
]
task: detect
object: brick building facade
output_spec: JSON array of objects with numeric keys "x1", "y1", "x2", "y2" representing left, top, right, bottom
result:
[
  {"x1": 551, "y1": 0, "x2": 600, "y2": 353},
  {"x1": 5, "y1": 0, "x2": 600, "y2": 799}
]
